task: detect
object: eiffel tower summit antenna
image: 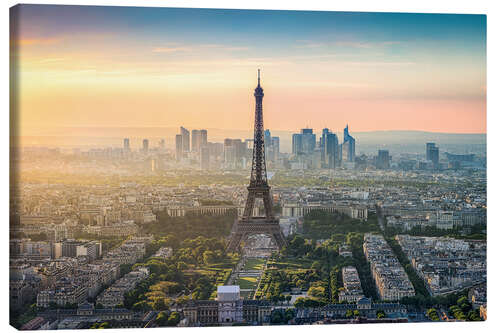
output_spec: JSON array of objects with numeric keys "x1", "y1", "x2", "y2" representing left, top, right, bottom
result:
[{"x1": 226, "y1": 70, "x2": 286, "y2": 253}]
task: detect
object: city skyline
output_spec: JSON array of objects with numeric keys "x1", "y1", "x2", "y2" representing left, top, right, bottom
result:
[{"x1": 11, "y1": 5, "x2": 486, "y2": 136}]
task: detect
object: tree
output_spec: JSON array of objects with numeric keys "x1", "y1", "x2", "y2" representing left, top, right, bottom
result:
[
  {"x1": 377, "y1": 310, "x2": 386, "y2": 319},
  {"x1": 346, "y1": 310, "x2": 353, "y2": 318},
  {"x1": 307, "y1": 286, "x2": 326, "y2": 298},
  {"x1": 271, "y1": 310, "x2": 284, "y2": 324},
  {"x1": 311, "y1": 261, "x2": 322, "y2": 271},
  {"x1": 99, "y1": 322, "x2": 110, "y2": 329},
  {"x1": 167, "y1": 311, "x2": 181, "y2": 326},
  {"x1": 177, "y1": 261, "x2": 188, "y2": 271},
  {"x1": 284, "y1": 308, "x2": 295, "y2": 322},
  {"x1": 152, "y1": 298, "x2": 169, "y2": 311},
  {"x1": 132, "y1": 300, "x2": 152, "y2": 312},
  {"x1": 150, "y1": 281, "x2": 180, "y2": 295},
  {"x1": 203, "y1": 250, "x2": 216, "y2": 264},
  {"x1": 353, "y1": 310, "x2": 360, "y2": 317},
  {"x1": 295, "y1": 279, "x2": 306, "y2": 290},
  {"x1": 156, "y1": 311, "x2": 169, "y2": 326},
  {"x1": 294, "y1": 297, "x2": 307, "y2": 308}
]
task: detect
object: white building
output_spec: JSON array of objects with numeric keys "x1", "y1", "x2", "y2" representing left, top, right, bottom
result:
[{"x1": 217, "y1": 286, "x2": 243, "y2": 324}]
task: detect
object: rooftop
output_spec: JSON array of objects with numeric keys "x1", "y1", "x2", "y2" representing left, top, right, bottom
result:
[{"x1": 217, "y1": 285, "x2": 240, "y2": 293}]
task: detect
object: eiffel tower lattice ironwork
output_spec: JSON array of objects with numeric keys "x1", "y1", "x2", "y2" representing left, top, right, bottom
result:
[{"x1": 226, "y1": 70, "x2": 287, "y2": 252}]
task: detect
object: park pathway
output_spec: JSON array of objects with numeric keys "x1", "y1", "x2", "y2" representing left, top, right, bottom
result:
[{"x1": 227, "y1": 256, "x2": 268, "y2": 299}]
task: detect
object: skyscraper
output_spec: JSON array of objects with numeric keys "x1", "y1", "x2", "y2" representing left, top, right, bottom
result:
[
  {"x1": 342, "y1": 124, "x2": 356, "y2": 163},
  {"x1": 292, "y1": 128, "x2": 316, "y2": 155},
  {"x1": 320, "y1": 128, "x2": 330, "y2": 163},
  {"x1": 301, "y1": 128, "x2": 316, "y2": 153},
  {"x1": 224, "y1": 139, "x2": 236, "y2": 168},
  {"x1": 292, "y1": 133, "x2": 303, "y2": 155},
  {"x1": 123, "y1": 138, "x2": 130, "y2": 152},
  {"x1": 192, "y1": 129, "x2": 200, "y2": 152},
  {"x1": 263, "y1": 129, "x2": 279, "y2": 163},
  {"x1": 200, "y1": 129, "x2": 208, "y2": 148},
  {"x1": 426, "y1": 143, "x2": 439, "y2": 169},
  {"x1": 426, "y1": 143, "x2": 436, "y2": 160},
  {"x1": 175, "y1": 134, "x2": 183, "y2": 161},
  {"x1": 271, "y1": 136, "x2": 280, "y2": 162},
  {"x1": 324, "y1": 132, "x2": 339, "y2": 169},
  {"x1": 376, "y1": 150, "x2": 390, "y2": 169},
  {"x1": 180, "y1": 126, "x2": 190, "y2": 152},
  {"x1": 264, "y1": 129, "x2": 272, "y2": 148},
  {"x1": 142, "y1": 139, "x2": 149, "y2": 153}
]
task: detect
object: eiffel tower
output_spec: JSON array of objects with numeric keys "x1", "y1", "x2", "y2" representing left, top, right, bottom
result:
[{"x1": 226, "y1": 70, "x2": 287, "y2": 252}]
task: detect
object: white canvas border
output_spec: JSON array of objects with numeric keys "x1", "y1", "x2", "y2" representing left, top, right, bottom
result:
[{"x1": 1, "y1": 1, "x2": 497, "y2": 333}]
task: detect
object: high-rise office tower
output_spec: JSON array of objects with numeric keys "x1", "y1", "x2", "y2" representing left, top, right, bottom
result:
[
  {"x1": 264, "y1": 129, "x2": 272, "y2": 148},
  {"x1": 192, "y1": 129, "x2": 200, "y2": 152},
  {"x1": 123, "y1": 138, "x2": 130, "y2": 152},
  {"x1": 200, "y1": 129, "x2": 208, "y2": 148},
  {"x1": 271, "y1": 136, "x2": 280, "y2": 162},
  {"x1": 426, "y1": 143, "x2": 439, "y2": 169},
  {"x1": 180, "y1": 126, "x2": 190, "y2": 152},
  {"x1": 207, "y1": 142, "x2": 224, "y2": 160},
  {"x1": 264, "y1": 129, "x2": 279, "y2": 163},
  {"x1": 321, "y1": 128, "x2": 330, "y2": 163},
  {"x1": 377, "y1": 150, "x2": 390, "y2": 169},
  {"x1": 426, "y1": 143, "x2": 436, "y2": 160},
  {"x1": 200, "y1": 146, "x2": 210, "y2": 170},
  {"x1": 292, "y1": 133, "x2": 303, "y2": 155},
  {"x1": 292, "y1": 128, "x2": 316, "y2": 155},
  {"x1": 224, "y1": 139, "x2": 236, "y2": 168},
  {"x1": 301, "y1": 128, "x2": 316, "y2": 153},
  {"x1": 142, "y1": 139, "x2": 149, "y2": 153},
  {"x1": 342, "y1": 124, "x2": 356, "y2": 162},
  {"x1": 175, "y1": 134, "x2": 183, "y2": 161},
  {"x1": 159, "y1": 139, "x2": 165, "y2": 150},
  {"x1": 224, "y1": 138, "x2": 246, "y2": 168},
  {"x1": 325, "y1": 132, "x2": 339, "y2": 169}
]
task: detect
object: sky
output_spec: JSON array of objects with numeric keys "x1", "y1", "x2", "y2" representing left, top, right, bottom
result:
[{"x1": 10, "y1": 5, "x2": 486, "y2": 136}]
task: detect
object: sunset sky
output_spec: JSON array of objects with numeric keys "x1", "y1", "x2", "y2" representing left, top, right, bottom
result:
[{"x1": 10, "y1": 5, "x2": 486, "y2": 136}]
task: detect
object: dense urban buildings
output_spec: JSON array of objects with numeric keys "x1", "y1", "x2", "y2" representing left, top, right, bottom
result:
[
  {"x1": 363, "y1": 234, "x2": 415, "y2": 301},
  {"x1": 10, "y1": 121, "x2": 487, "y2": 329},
  {"x1": 396, "y1": 235, "x2": 486, "y2": 296}
]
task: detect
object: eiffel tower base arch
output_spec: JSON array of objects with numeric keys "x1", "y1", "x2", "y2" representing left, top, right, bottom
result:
[{"x1": 226, "y1": 217, "x2": 287, "y2": 253}]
